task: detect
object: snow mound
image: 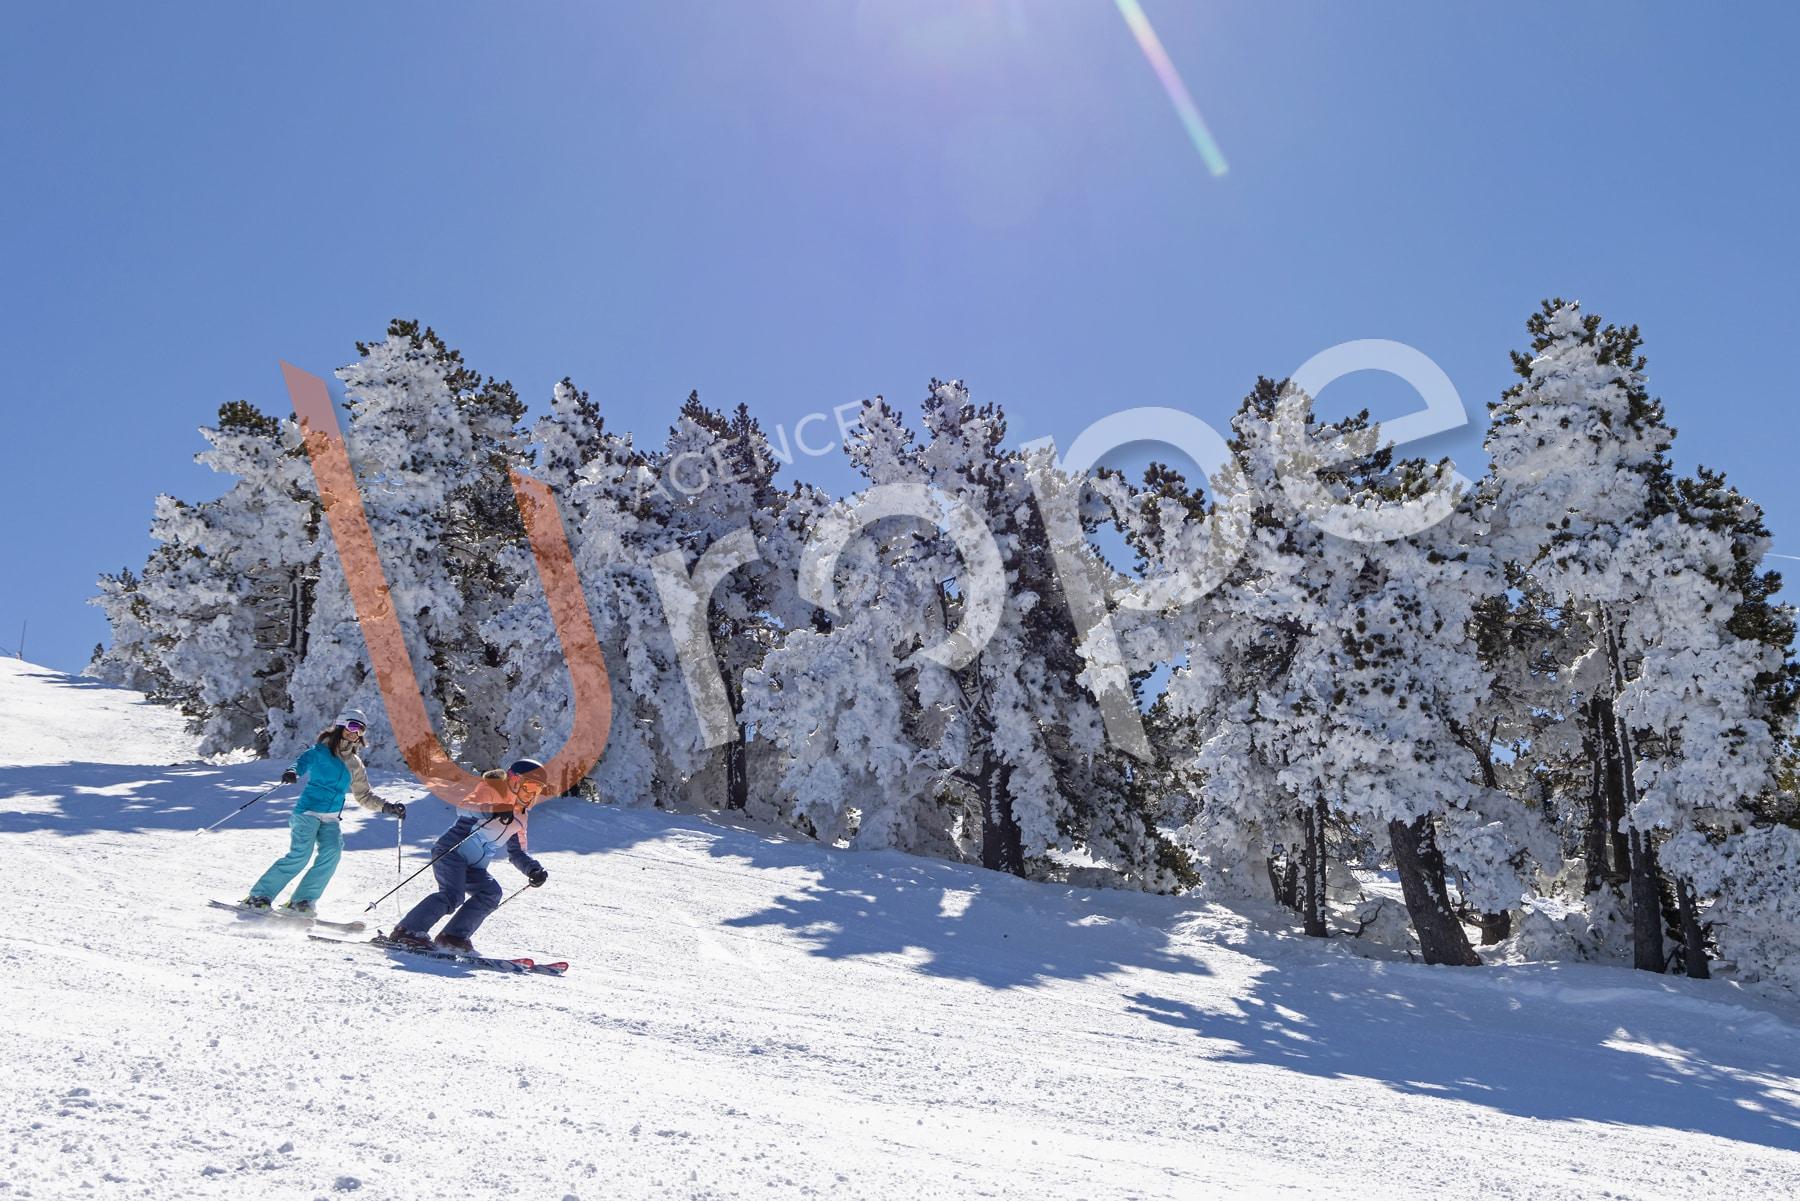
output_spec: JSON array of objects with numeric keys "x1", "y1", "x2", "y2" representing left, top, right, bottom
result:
[{"x1": 2, "y1": 660, "x2": 1798, "y2": 1199}]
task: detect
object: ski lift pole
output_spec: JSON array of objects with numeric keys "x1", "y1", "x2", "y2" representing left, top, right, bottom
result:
[
  {"x1": 364, "y1": 816, "x2": 495, "y2": 912},
  {"x1": 194, "y1": 781, "x2": 288, "y2": 836}
]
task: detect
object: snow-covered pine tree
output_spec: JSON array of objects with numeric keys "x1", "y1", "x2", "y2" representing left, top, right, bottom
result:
[
  {"x1": 484, "y1": 377, "x2": 613, "y2": 787},
  {"x1": 135, "y1": 494, "x2": 271, "y2": 752},
  {"x1": 537, "y1": 378, "x2": 609, "y2": 521},
  {"x1": 89, "y1": 401, "x2": 320, "y2": 754},
  {"x1": 428, "y1": 326, "x2": 533, "y2": 768},
  {"x1": 917, "y1": 381, "x2": 1192, "y2": 883},
  {"x1": 280, "y1": 326, "x2": 496, "y2": 766},
  {"x1": 743, "y1": 397, "x2": 965, "y2": 852},
  {"x1": 730, "y1": 475, "x2": 856, "y2": 831},
  {"x1": 1272, "y1": 404, "x2": 1501, "y2": 966},
  {"x1": 1157, "y1": 378, "x2": 1532, "y2": 960},
  {"x1": 181, "y1": 401, "x2": 321, "y2": 752},
  {"x1": 1083, "y1": 457, "x2": 1218, "y2": 891},
  {"x1": 648, "y1": 393, "x2": 787, "y2": 811},
  {"x1": 1619, "y1": 467, "x2": 1797, "y2": 979},
  {"x1": 750, "y1": 386, "x2": 1191, "y2": 887},
  {"x1": 923, "y1": 383, "x2": 1055, "y2": 874},
  {"x1": 482, "y1": 375, "x2": 686, "y2": 807},
  {"x1": 1017, "y1": 448, "x2": 1200, "y2": 891},
  {"x1": 87, "y1": 565, "x2": 174, "y2": 696},
  {"x1": 1460, "y1": 575, "x2": 1587, "y2": 942},
  {"x1": 1159, "y1": 379, "x2": 1340, "y2": 932},
  {"x1": 1483, "y1": 301, "x2": 1679, "y2": 971}
]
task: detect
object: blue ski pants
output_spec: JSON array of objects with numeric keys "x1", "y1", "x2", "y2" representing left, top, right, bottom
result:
[
  {"x1": 248, "y1": 812, "x2": 343, "y2": 905},
  {"x1": 397, "y1": 841, "x2": 502, "y2": 941}
]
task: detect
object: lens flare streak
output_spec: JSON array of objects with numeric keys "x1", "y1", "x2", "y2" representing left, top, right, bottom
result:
[{"x1": 1113, "y1": 0, "x2": 1229, "y2": 177}]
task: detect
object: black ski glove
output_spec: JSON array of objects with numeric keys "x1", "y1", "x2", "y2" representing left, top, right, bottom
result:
[
  {"x1": 281, "y1": 769, "x2": 298, "y2": 784},
  {"x1": 528, "y1": 867, "x2": 549, "y2": 888},
  {"x1": 382, "y1": 801, "x2": 406, "y2": 818}
]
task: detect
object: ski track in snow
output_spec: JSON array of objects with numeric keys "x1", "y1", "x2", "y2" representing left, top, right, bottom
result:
[{"x1": 2, "y1": 657, "x2": 1799, "y2": 1200}]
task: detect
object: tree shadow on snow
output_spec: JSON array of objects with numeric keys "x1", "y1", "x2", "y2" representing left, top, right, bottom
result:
[
  {"x1": 17, "y1": 673, "x2": 120, "y2": 691},
  {"x1": 1124, "y1": 957, "x2": 1800, "y2": 1153},
  {"x1": 714, "y1": 846, "x2": 1214, "y2": 991},
  {"x1": 532, "y1": 801, "x2": 1217, "y2": 991},
  {"x1": 2, "y1": 758, "x2": 1210, "y2": 990},
  {"x1": 0, "y1": 760, "x2": 416, "y2": 854},
  {"x1": 725, "y1": 877, "x2": 1215, "y2": 991}
]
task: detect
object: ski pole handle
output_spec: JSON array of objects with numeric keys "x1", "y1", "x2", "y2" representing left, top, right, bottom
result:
[
  {"x1": 194, "y1": 781, "x2": 287, "y2": 836},
  {"x1": 364, "y1": 815, "x2": 495, "y2": 912}
]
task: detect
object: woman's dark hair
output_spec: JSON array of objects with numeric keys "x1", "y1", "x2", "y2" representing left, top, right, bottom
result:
[{"x1": 316, "y1": 725, "x2": 347, "y2": 753}]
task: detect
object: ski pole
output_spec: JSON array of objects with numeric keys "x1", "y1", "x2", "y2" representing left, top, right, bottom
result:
[
  {"x1": 194, "y1": 781, "x2": 288, "y2": 836},
  {"x1": 363, "y1": 816, "x2": 495, "y2": 912},
  {"x1": 395, "y1": 810, "x2": 405, "y2": 924},
  {"x1": 492, "y1": 882, "x2": 533, "y2": 916}
]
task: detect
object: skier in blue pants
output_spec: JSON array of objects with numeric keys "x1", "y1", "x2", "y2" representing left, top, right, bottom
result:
[
  {"x1": 390, "y1": 759, "x2": 550, "y2": 954},
  {"x1": 243, "y1": 709, "x2": 406, "y2": 915}
]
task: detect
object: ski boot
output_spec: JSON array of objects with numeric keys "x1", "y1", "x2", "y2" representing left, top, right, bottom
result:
[
  {"x1": 434, "y1": 933, "x2": 476, "y2": 956},
  {"x1": 281, "y1": 899, "x2": 316, "y2": 917},
  {"x1": 383, "y1": 927, "x2": 433, "y2": 951},
  {"x1": 241, "y1": 896, "x2": 272, "y2": 910}
]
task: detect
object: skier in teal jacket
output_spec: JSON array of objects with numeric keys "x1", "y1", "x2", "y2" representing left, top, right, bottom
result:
[{"x1": 243, "y1": 709, "x2": 406, "y2": 915}]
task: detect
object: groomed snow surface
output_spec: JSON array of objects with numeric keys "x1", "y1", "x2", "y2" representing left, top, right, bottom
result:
[{"x1": 2, "y1": 657, "x2": 1798, "y2": 1200}]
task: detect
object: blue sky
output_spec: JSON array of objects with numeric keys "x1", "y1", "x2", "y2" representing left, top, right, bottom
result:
[{"x1": 4, "y1": 2, "x2": 1797, "y2": 672}]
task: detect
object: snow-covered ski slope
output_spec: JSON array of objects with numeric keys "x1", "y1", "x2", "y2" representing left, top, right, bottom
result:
[{"x1": 3, "y1": 656, "x2": 1798, "y2": 1200}]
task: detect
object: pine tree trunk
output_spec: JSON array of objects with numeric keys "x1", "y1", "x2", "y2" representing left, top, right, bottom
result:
[
  {"x1": 978, "y1": 756, "x2": 1022, "y2": 876},
  {"x1": 723, "y1": 674, "x2": 749, "y2": 810},
  {"x1": 1583, "y1": 702, "x2": 1611, "y2": 893},
  {"x1": 1598, "y1": 698, "x2": 1633, "y2": 887},
  {"x1": 1265, "y1": 855, "x2": 1298, "y2": 910},
  {"x1": 292, "y1": 570, "x2": 315, "y2": 659},
  {"x1": 1656, "y1": 868, "x2": 1687, "y2": 970},
  {"x1": 1265, "y1": 855, "x2": 1299, "y2": 912},
  {"x1": 1461, "y1": 727, "x2": 1512, "y2": 942},
  {"x1": 726, "y1": 725, "x2": 748, "y2": 811},
  {"x1": 1301, "y1": 799, "x2": 1327, "y2": 938},
  {"x1": 1598, "y1": 605, "x2": 1666, "y2": 974},
  {"x1": 1676, "y1": 876, "x2": 1710, "y2": 979},
  {"x1": 1629, "y1": 828, "x2": 1667, "y2": 973},
  {"x1": 1389, "y1": 816, "x2": 1481, "y2": 966}
]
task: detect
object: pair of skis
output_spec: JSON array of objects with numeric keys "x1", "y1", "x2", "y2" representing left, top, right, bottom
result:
[
  {"x1": 208, "y1": 897, "x2": 365, "y2": 932},
  {"x1": 313, "y1": 931, "x2": 568, "y2": 977},
  {"x1": 210, "y1": 899, "x2": 566, "y2": 976}
]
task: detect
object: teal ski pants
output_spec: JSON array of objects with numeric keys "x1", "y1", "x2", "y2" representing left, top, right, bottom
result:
[{"x1": 248, "y1": 812, "x2": 343, "y2": 905}]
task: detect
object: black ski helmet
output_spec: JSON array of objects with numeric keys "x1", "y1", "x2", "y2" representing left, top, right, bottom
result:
[{"x1": 507, "y1": 757, "x2": 547, "y2": 780}]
